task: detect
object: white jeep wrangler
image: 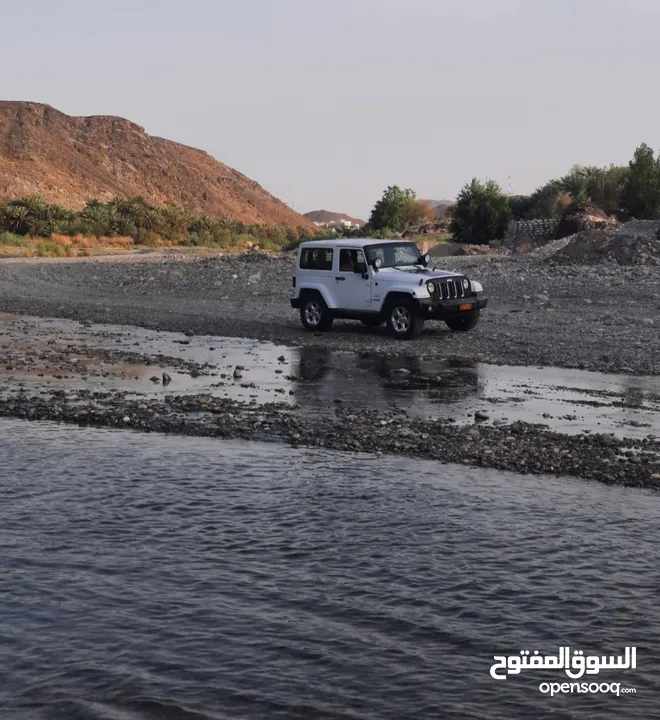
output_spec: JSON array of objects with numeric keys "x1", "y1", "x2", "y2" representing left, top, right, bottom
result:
[{"x1": 290, "y1": 239, "x2": 487, "y2": 339}]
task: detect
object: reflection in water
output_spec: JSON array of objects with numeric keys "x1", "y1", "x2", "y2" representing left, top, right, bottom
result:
[
  {"x1": 291, "y1": 348, "x2": 660, "y2": 438},
  {"x1": 293, "y1": 347, "x2": 481, "y2": 415},
  {"x1": 622, "y1": 376, "x2": 650, "y2": 409}
]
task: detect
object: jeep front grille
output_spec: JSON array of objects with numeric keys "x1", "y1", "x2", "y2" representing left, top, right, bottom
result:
[{"x1": 436, "y1": 279, "x2": 465, "y2": 300}]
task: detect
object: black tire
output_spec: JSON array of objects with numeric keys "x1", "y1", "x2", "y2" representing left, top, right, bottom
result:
[
  {"x1": 385, "y1": 296, "x2": 424, "y2": 340},
  {"x1": 361, "y1": 317, "x2": 383, "y2": 328},
  {"x1": 445, "y1": 308, "x2": 480, "y2": 332},
  {"x1": 300, "y1": 293, "x2": 334, "y2": 332}
]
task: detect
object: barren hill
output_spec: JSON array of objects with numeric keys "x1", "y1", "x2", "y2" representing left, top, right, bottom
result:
[
  {"x1": 0, "y1": 101, "x2": 313, "y2": 227},
  {"x1": 304, "y1": 210, "x2": 366, "y2": 226}
]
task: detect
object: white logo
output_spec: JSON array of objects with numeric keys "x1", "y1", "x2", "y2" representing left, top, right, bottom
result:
[{"x1": 490, "y1": 646, "x2": 636, "y2": 681}]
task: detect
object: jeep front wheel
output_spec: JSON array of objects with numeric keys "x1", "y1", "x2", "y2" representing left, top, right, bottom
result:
[
  {"x1": 386, "y1": 297, "x2": 424, "y2": 340},
  {"x1": 300, "y1": 294, "x2": 334, "y2": 332},
  {"x1": 445, "y1": 309, "x2": 480, "y2": 332}
]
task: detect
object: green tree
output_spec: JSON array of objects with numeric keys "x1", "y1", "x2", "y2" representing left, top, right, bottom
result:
[
  {"x1": 620, "y1": 143, "x2": 660, "y2": 219},
  {"x1": 6, "y1": 205, "x2": 29, "y2": 234},
  {"x1": 561, "y1": 166, "x2": 589, "y2": 204},
  {"x1": 449, "y1": 178, "x2": 511, "y2": 245},
  {"x1": 508, "y1": 194, "x2": 536, "y2": 220},
  {"x1": 527, "y1": 180, "x2": 564, "y2": 219},
  {"x1": 82, "y1": 202, "x2": 110, "y2": 237},
  {"x1": 368, "y1": 185, "x2": 417, "y2": 233},
  {"x1": 587, "y1": 165, "x2": 628, "y2": 215}
]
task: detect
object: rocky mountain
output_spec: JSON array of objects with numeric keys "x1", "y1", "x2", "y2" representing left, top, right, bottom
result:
[
  {"x1": 0, "y1": 101, "x2": 313, "y2": 227},
  {"x1": 419, "y1": 199, "x2": 453, "y2": 217},
  {"x1": 303, "y1": 210, "x2": 366, "y2": 227}
]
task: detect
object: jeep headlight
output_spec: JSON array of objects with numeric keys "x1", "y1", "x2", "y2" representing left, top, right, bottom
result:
[
  {"x1": 427, "y1": 282, "x2": 436, "y2": 294},
  {"x1": 462, "y1": 278, "x2": 470, "y2": 290}
]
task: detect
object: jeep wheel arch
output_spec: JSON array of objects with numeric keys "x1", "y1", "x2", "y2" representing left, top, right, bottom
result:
[
  {"x1": 299, "y1": 290, "x2": 334, "y2": 332},
  {"x1": 384, "y1": 294, "x2": 424, "y2": 340}
]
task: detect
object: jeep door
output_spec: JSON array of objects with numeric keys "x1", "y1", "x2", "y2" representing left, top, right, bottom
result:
[{"x1": 336, "y1": 248, "x2": 372, "y2": 310}]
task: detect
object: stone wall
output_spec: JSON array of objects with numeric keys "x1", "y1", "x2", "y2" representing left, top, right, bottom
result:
[
  {"x1": 499, "y1": 218, "x2": 559, "y2": 252},
  {"x1": 509, "y1": 219, "x2": 559, "y2": 241}
]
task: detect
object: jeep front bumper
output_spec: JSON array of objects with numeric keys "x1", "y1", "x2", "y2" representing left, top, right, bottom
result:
[{"x1": 417, "y1": 294, "x2": 487, "y2": 318}]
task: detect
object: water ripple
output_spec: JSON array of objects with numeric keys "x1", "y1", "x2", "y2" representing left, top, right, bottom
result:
[{"x1": 1, "y1": 418, "x2": 659, "y2": 719}]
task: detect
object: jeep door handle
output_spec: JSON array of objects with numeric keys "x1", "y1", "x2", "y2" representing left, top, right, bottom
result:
[{"x1": 335, "y1": 276, "x2": 346, "y2": 281}]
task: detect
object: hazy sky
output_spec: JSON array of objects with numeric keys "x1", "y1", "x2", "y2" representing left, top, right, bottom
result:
[{"x1": 2, "y1": 0, "x2": 660, "y2": 219}]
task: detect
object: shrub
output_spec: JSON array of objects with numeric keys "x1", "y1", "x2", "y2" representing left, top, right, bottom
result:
[{"x1": 0, "y1": 231, "x2": 27, "y2": 247}]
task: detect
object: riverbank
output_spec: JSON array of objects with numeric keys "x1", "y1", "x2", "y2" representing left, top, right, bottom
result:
[{"x1": 2, "y1": 391, "x2": 658, "y2": 489}]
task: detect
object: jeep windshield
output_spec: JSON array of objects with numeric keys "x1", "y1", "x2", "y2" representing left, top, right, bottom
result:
[{"x1": 364, "y1": 242, "x2": 423, "y2": 268}]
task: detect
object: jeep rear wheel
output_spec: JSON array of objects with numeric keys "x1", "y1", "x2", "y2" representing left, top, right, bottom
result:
[
  {"x1": 445, "y1": 308, "x2": 480, "y2": 332},
  {"x1": 300, "y1": 294, "x2": 334, "y2": 332},
  {"x1": 386, "y1": 297, "x2": 424, "y2": 340}
]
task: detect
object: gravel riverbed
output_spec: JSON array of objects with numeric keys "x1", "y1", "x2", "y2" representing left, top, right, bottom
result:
[{"x1": 1, "y1": 249, "x2": 659, "y2": 375}]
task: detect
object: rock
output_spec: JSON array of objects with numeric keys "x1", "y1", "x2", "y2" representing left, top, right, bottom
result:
[
  {"x1": 184, "y1": 330, "x2": 195, "y2": 337},
  {"x1": 162, "y1": 373, "x2": 172, "y2": 385},
  {"x1": 150, "y1": 376, "x2": 160, "y2": 383},
  {"x1": 475, "y1": 411, "x2": 489, "y2": 422},
  {"x1": 233, "y1": 368, "x2": 243, "y2": 379},
  {"x1": 555, "y1": 203, "x2": 610, "y2": 240}
]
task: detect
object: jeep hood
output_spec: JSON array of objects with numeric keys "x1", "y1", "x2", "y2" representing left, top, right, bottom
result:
[{"x1": 378, "y1": 266, "x2": 463, "y2": 281}]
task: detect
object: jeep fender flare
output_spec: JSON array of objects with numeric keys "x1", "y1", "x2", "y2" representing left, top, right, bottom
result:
[
  {"x1": 297, "y1": 284, "x2": 337, "y2": 310},
  {"x1": 381, "y1": 290, "x2": 423, "y2": 316}
]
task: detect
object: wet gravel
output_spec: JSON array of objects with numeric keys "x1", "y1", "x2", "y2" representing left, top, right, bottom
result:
[
  {"x1": 0, "y1": 250, "x2": 659, "y2": 375},
  {"x1": 0, "y1": 389, "x2": 658, "y2": 489}
]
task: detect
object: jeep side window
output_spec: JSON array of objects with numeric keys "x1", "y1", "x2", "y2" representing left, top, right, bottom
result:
[
  {"x1": 339, "y1": 249, "x2": 365, "y2": 272},
  {"x1": 300, "y1": 248, "x2": 333, "y2": 271}
]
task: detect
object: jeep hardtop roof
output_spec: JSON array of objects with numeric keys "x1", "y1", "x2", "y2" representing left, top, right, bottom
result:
[{"x1": 297, "y1": 238, "x2": 417, "y2": 249}]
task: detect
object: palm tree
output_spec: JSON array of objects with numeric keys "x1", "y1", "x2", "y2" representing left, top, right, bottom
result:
[
  {"x1": 561, "y1": 168, "x2": 589, "y2": 205},
  {"x1": 48, "y1": 220, "x2": 68, "y2": 235},
  {"x1": 22, "y1": 195, "x2": 49, "y2": 220},
  {"x1": 7, "y1": 206, "x2": 29, "y2": 234},
  {"x1": 82, "y1": 204, "x2": 110, "y2": 237},
  {"x1": 47, "y1": 205, "x2": 73, "y2": 224},
  {"x1": 114, "y1": 216, "x2": 138, "y2": 238},
  {"x1": 29, "y1": 219, "x2": 50, "y2": 238}
]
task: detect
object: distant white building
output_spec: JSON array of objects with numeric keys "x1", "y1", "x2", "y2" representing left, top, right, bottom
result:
[
  {"x1": 327, "y1": 219, "x2": 359, "y2": 231},
  {"x1": 311, "y1": 218, "x2": 362, "y2": 232}
]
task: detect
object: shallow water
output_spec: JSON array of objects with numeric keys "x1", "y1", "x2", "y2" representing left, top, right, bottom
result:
[
  {"x1": 1, "y1": 315, "x2": 659, "y2": 438},
  {"x1": 1, "y1": 419, "x2": 659, "y2": 719}
]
